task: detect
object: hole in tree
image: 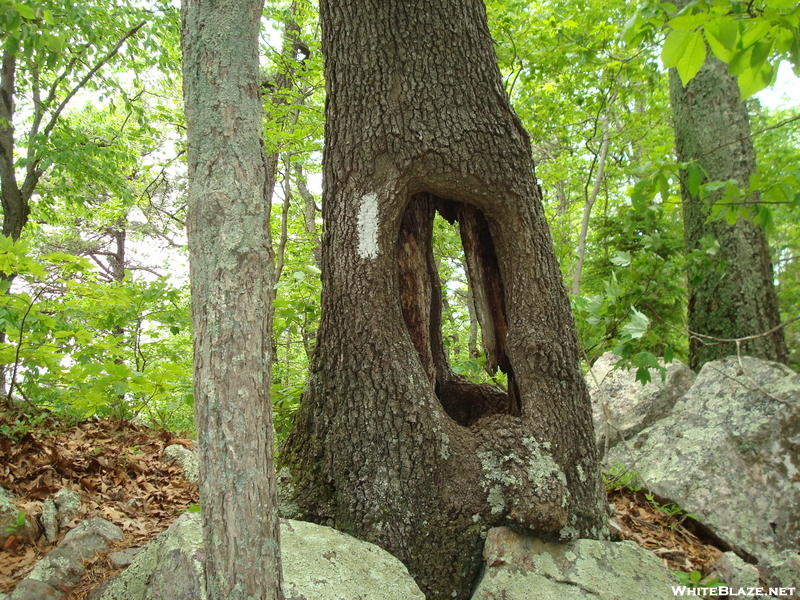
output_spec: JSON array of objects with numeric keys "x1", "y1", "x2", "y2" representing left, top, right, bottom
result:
[
  {"x1": 397, "y1": 192, "x2": 520, "y2": 427},
  {"x1": 433, "y1": 213, "x2": 505, "y2": 388}
]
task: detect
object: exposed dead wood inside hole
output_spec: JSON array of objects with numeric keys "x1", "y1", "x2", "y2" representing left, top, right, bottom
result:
[{"x1": 397, "y1": 193, "x2": 520, "y2": 427}]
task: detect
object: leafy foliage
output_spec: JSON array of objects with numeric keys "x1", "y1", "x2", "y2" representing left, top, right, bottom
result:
[
  {"x1": 0, "y1": 0, "x2": 798, "y2": 437},
  {"x1": 624, "y1": 0, "x2": 800, "y2": 98}
]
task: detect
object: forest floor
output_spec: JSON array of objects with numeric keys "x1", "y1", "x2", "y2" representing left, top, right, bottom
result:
[{"x1": 0, "y1": 413, "x2": 725, "y2": 598}]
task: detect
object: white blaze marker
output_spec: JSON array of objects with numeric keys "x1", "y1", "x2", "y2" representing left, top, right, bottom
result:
[{"x1": 357, "y1": 191, "x2": 379, "y2": 259}]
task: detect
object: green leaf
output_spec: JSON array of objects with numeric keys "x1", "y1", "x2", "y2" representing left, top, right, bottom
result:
[
  {"x1": 737, "y1": 62, "x2": 776, "y2": 100},
  {"x1": 658, "y1": 173, "x2": 670, "y2": 202},
  {"x1": 13, "y1": 3, "x2": 35, "y2": 20},
  {"x1": 750, "y1": 39, "x2": 774, "y2": 72},
  {"x1": 741, "y1": 19, "x2": 774, "y2": 49},
  {"x1": 704, "y1": 17, "x2": 739, "y2": 61},
  {"x1": 664, "y1": 346, "x2": 674, "y2": 363},
  {"x1": 687, "y1": 163, "x2": 701, "y2": 197},
  {"x1": 676, "y1": 30, "x2": 706, "y2": 85},
  {"x1": 610, "y1": 251, "x2": 632, "y2": 267},
  {"x1": 668, "y1": 12, "x2": 712, "y2": 31},
  {"x1": 622, "y1": 307, "x2": 649, "y2": 340},
  {"x1": 728, "y1": 46, "x2": 754, "y2": 75},
  {"x1": 635, "y1": 366, "x2": 652, "y2": 385},
  {"x1": 622, "y1": 14, "x2": 645, "y2": 45},
  {"x1": 662, "y1": 29, "x2": 692, "y2": 68}
]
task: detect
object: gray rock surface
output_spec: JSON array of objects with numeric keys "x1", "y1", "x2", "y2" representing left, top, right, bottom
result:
[
  {"x1": 163, "y1": 445, "x2": 198, "y2": 483},
  {"x1": 109, "y1": 547, "x2": 143, "y2": 567},
  {"x1": 27, "y1": 548, "x2": 84, "y2": 590},
  {"x1": 711, "y1": 551, "x2": 760, "y2": 589},
  {"x1": 760, "y1": 550, "x2": 800, "y2": 590},
  {"x1": 588, "y1": 351, "x2": 695, "y2": 452},
  {"x1": 606, "y1": 356, "x2": 800, "y2": 563},
  {"x1": 472, "y1": 526, "x2": 679, "y2": 600},
  {"x1": 41, "y1": 499, "x2": 58, "y2": 542},
  {"x1": 11, "y1": 517, "x2": 121, "y2": 599},
  {"x1": 9, "y1": 578, "x2": 64, "y2": 600},
  {"x1": 61, "y1": 517, "x2": 123, "y2": 560},
  {"x1": 53, "y1": 489, "x2": 81, "y2": 528},
  {"x1": 0, "y1": 490, "x2": 36, "y2": 545},
  {"x1": 91, "y1": 513, "x2": 425, "y2": 600}
]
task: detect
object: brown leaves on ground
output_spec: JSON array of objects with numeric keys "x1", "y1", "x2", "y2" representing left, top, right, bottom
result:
[
  {"x1": 0, "y1": 415, "x2": 198, "y2": 597},
  {"x1": 610, "y1": 488, "x2": 724, "y2": 576},
  {"x1": 0, "y1": 413, "x2": 729, "y2": 598}
]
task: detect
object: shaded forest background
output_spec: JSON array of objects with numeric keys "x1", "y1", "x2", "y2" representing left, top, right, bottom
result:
[{"x1": 1, "y1": 0, "x2": 799, "y2": 438}]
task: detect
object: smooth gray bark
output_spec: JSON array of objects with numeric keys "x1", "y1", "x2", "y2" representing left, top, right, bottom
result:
[{"x1": 182, "y1": 1, "x2": 283, "y2": 599}]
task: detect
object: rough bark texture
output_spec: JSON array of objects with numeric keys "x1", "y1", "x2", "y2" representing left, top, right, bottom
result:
[
  {"x1": 670, "y1": 55, "x2": 787, "y2": 371},
  {"x1": 0, "y1": 51, "x2": 30, "y2": 241},
  {"x1": 181, "y1": 1, "x2": 283, "y2": 599},
  {"x1": 280, "y1": 1, "x2": 607, "y2": 598}
]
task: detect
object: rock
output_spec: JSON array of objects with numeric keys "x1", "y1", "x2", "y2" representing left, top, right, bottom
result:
[
  {"x1": 276, "y1": 466, "x2": 301, "y2": 519},
  {"x1": 759, "y1": 550, "x2": 800, "y2": 590},
  {"x1": 11, "y1": 517, "x2": 123, "y2": 599},
  {"x1": 9, "y1": 578, "x2": 65, "y2": 600},
  {"x1": 280, "y1": 519, "x2": 425, "y2": 600},
  {"x1": 710, "y1": 551, "x2": 760, "y2": 589},
  {"x1": 53, "y1": 489, "x2": 81, "y2": 528},
  {"x1": 606, "y1": 356, "x2": 800, "y2": 563},
  {"x1": 163, "y1": 445, "x2": 198, "y2": 483},
  {"x1": 91, "y1": 512, "x2": 425, "y2": 600},
  {"x1": 0, "y1": 485, "x2": 12, "y2": 502},
  {"x1": 109, "y1": 548, "x2": 143, "y2": 567},
  {"x1": 473, "y1": 526, "x2": 679, "y2": 599},
  {"x1": 41, "y1": 499, "x2": 58, "y2": 541},
  {"x1": 60, "y1": 517, "x2": 123, "y2": 560},
  {"x1": 0, "y1": 489, "x2": 36, "y2": 545},
  {"x1": 27, "y1": 548, "x2": 85, "y2": 590},
  {"x1": 588, "y1": 351, "x2": 695, "y2": 452}
]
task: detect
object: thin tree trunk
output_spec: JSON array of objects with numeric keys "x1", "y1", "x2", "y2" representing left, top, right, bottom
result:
[
  {"x1": 280, "y1": 1, "x2": 606, "y2": 598},
  {"x1": 181, "y1": 0, "x2": 283, "y2": 598},
  {"x1": 572, "y1": 108, "x2": 611, "y2": 295},
  {"x1": 669, "y1": 50, "x2": 787, "y2": 369},
  {"x1": 276, "y1": 157, "x2": 292, "y2": 279}
]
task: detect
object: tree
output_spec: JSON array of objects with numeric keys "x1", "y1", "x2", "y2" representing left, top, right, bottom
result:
[
  {"x1": 670, "y1": 43, "x2": 788, "y2": 369},
  {"x1": 279, "y1": 0, "x2": 607, "y2": 598},
  {"x1": 181, "y1": 0, "x2": 283, "y2": 599},
  {"x1": 0, "y1": 0, "x2": 177, "y2": 242}
]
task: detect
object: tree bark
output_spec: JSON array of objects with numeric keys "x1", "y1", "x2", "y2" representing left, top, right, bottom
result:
[
  {"x1": 181, "y1": 1, "x2": 283, "y2": 599},
  {"x1": 0, "y1": 51, "x2": 29, "y2": 242},
  {"x1": 280, "y1": 1, "x2": 607, "y2": 598},
  {"x1": 670, "y1": 54, "x2": 787, "y2": 370}
]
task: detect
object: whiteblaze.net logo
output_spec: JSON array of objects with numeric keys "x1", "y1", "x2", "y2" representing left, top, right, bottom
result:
[{"x1": 671, "y1": 586, "x2": 797, "y2": 597}]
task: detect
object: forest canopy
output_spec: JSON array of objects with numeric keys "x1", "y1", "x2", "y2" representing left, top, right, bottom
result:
[{"x1": 0, "y1": 0, "x2": 798, "y2": 436}]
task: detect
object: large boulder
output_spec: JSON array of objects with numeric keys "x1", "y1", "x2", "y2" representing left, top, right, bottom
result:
[
  {"x1": 472, "y1": 526, "x2": 679, "y2": 599},
  {"x1": 606, "y1": 356, "x2": 800, "y2": 563},
  {"x1": 587, "y1": 352, "x2": 695, "y2": 453},
  {"x1": 90, "y1": 513, "x2": 425, "y2": 600},
  {"x1": 0, "y1": 486, "x2": 38, "y2": 546}
]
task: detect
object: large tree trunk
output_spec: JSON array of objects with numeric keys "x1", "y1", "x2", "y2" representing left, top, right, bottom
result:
[
  {"x1": 280, "y1": 1, "x2": 607, "y2": 598},
  {"x1": 181, "y1": 1, "x2": 283, "y2": 599},
  {"x1": 670, "y1": 55, "x2": 787, "y2": 371}
]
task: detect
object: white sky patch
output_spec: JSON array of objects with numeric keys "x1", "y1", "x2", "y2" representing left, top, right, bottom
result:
[
  {"x1": 357, "y1": 191, "x2": 379, "y2": 259},
  {"x1": 757, "y1": 62, "x2": 800, "y2": 110}
]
